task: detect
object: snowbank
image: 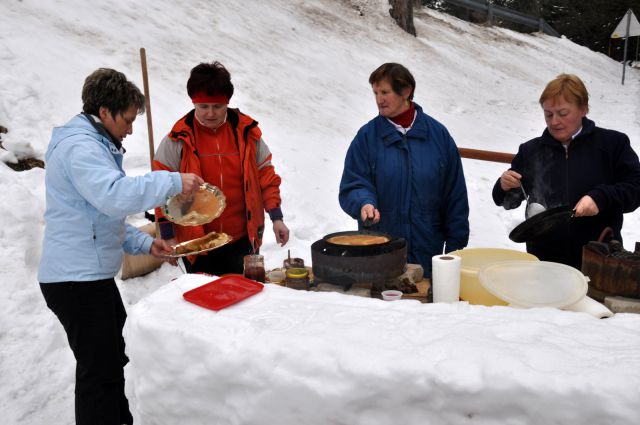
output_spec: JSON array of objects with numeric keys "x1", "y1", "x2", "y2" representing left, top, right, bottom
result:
[{"x1": 125, "y1": 274, "x2": 640, "y2": 425}]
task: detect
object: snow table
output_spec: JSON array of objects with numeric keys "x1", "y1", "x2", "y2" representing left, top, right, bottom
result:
[{"x1": 124, "y1": 273, "x2": 640, "y2": 425}]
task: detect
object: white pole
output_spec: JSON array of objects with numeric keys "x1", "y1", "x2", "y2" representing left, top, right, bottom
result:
[{"x1": 622, "y1": 10, "x2": 632, "y2": 85}]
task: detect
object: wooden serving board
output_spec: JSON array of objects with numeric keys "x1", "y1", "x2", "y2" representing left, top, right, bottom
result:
[{"x1": 402, "y1": 279, "x2": 430, "y2": 302}]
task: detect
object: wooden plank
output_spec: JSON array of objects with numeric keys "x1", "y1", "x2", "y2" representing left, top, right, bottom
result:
[
  {"x1": 402, "y1": 279, "x2": 430, "y2": 302},
  {"x1": 458, "y1": 147, "x2": 514, "y2": 164}
]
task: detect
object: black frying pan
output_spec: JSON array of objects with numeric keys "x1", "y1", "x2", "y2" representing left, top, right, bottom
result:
[{"x1": 509, "y1": 205, "x2": 574, "y2": 243}]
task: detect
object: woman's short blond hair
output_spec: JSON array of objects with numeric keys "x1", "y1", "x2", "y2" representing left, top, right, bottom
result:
[{"x1": 539, "y1": 74, "x2": 589, "y2": 112}]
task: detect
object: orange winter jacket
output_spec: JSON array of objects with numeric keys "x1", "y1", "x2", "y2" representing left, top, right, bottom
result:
[{"x1": 153, "y1": 108, "x2": 282, "y2": 254}]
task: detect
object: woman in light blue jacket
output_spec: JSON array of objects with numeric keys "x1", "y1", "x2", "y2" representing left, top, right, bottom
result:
[{"x1": 37, "y1": 68, "x2": 203, "y2": 425}]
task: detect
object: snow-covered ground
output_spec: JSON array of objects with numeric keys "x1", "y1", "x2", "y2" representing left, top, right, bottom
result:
[{"x1": 1, "y1": 0, "x2": 639, "y2": 424}]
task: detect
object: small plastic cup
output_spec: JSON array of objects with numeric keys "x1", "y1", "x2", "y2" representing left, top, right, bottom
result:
[{"x1": 381, "y1": 290, "x2": 403, "y2": 301}]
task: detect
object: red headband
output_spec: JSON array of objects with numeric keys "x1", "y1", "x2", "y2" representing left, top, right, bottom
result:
[{"x1": 190, "y1": 92, "x2": 230, "y2": 104}]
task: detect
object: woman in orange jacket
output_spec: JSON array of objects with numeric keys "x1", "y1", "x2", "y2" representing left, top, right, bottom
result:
[{"x1": 154, "y1": 61, "x2": 289, "y2": 275}]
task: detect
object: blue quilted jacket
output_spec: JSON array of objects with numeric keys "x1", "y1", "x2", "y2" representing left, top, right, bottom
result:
[{"x1": 339, "y1": 104, "x2": 469, "y2": 276}]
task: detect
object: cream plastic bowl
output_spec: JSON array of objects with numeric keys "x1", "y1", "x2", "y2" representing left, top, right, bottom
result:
[{"x1": 448, "y1": 248, "x2": 538, "y2": 306}]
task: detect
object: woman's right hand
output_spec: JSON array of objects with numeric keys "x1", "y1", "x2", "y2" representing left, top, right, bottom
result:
[
  {"x1": 150, "y1": 238, "x2": 178, "y2": 266},
  {"x1": 180, "y1": 173, "x2": 205, "y2": 193},
  {"x1": 360, "y1": 204, "x2": 380, "y2": 225},
  {"x1": 500, "y1": 170, "x2": 523, "y2": 191}
]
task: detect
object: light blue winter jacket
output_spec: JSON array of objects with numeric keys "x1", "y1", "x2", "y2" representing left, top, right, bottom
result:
[{"x1": 38, "y1": 114, "x2": 182, "y2": 283}]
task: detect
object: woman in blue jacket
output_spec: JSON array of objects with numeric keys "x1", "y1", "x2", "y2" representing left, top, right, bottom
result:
[
  {"x1": 493, "y1": 74, "x2": 640, "y2": 270},
  {"x1": 339, "y1": 63, "x2": 470, "y2": 278},
  {"x1": 38, "y1": 68, "x2": 203, "y2": 425}
]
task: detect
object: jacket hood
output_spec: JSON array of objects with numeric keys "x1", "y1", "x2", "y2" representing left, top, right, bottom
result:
[{"x1": 47, "y1": 114, "x2": 112, "y2": 161}]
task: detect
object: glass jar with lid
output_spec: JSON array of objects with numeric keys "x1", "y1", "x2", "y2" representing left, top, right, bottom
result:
[
  {"x1": 243, "y1": 254, "x2": 266, "y2": 283},
  {"x1": 284, "y1": 267, "x2": 309, "y2": 290}
]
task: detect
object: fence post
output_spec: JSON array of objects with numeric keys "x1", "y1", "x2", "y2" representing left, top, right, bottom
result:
[
  {"x1": 487, "y1": 3, "x2": 494, "y2": 25},
  {"x1": 622, "y1": 9, "x2": 631, "y2": 85}
]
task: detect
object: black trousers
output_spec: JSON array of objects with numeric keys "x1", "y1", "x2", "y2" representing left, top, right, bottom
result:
[
  {"x1": 40, "y1": 279, "x2": 133, "y2": 425},
  {"x1": 184, "y1": 234, "x2": 254, "y2": 276}
]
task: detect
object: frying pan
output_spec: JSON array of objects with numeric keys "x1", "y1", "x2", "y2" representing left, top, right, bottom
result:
[
  {"x1": 509, "y1": 205, "x2": 574, "y2": 243},
  {"x1": 318, "y1": 230, "x2": 403, "y2": 257},
  {"x1": 323, "y1": 230, "x2": 392, "y2": 247}
]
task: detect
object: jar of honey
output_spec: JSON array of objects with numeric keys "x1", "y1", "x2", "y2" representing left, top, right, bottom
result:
[{"x1": 284, "y1": 267, "x2": 309, "y2": 290}]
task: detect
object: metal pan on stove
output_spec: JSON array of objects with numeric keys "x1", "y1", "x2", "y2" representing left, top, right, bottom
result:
[
  {"x1": 509, "y1": 205, "x2": 574, "y2": 243},
  {"x1": 323, "y1": 230, "x2": 392, "y2": 247},
  {"x1": 317, "y1": 230, "x2": 403, "y2": 258}
]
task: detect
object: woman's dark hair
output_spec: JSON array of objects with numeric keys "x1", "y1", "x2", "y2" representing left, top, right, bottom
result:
[
  {"x1": 187, "y1": 62, "x2": 234, "y2": 99},
  {"x1": 82, "y1": 68, "x2": 145, "y2": 117},
  {"x1": 369, "y1": 63, "x2": 416, "y2": 101}
]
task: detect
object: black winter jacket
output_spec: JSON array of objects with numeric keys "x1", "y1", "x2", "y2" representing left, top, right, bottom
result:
[{"x1": 492, "y1": 118, "x2": 640, "y2": 269}]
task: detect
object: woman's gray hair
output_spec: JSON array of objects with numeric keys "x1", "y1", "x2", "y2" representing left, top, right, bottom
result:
[{"x1": 82, "y1": 68, "x2": 145, "y2": 118}]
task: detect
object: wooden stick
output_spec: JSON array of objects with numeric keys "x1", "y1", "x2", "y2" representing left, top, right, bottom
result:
[
  {"x1": 458, "y1": 147, "x2": 514, "y2": 164},
  {"x1": 140, "y1": 48, "x2": 160, "y2": 235},
  {"x1": 139, "y1": 48, "x2": 155, "y2": 171}
]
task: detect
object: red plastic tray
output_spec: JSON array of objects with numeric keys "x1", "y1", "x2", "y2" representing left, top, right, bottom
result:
[{"x1": 183, "y1": 275, "x2": 264, "y2": 311}]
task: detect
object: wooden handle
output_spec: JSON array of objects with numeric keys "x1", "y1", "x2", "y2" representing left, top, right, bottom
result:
[
  {"x1": 140, "y1": 48, "x2": 160, "y2": 233},
  {"x1": 140, "y1": 48, "x2": 155, "y2": 171},
  {"x1": 458, "y1": 147, "x2": 514, "y2": 164}
]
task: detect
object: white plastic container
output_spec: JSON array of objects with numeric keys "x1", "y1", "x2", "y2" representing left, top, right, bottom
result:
[{"x1": 381, "y1": 290, "x2": 402, "y2": 301}]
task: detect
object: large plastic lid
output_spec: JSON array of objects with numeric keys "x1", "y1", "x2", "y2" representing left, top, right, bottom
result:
[{"x1": 478, "y1": 261, "x2": 588, "y2": 308}]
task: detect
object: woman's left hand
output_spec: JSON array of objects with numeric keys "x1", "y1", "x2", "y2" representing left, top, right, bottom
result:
[
  {"x1": 573, "y1": 195, "x2": 599, "y2": 217},
  {"x1": 273, "y1": 220, "x2": 290, "y2": 247}
]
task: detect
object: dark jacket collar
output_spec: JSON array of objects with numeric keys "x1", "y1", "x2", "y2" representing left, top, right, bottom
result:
[{"x1": 540, "y1": 117, "x2": 595, "y2": 146}]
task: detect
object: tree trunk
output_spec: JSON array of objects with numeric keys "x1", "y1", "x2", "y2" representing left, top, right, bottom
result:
[{"x1": 389, "y1": 0, "x2": 417, "y2": 36}]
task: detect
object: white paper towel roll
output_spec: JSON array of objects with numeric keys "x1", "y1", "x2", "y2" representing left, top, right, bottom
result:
[{"x1": 432, "y1": 254, "x2": 461, "y2": 303}]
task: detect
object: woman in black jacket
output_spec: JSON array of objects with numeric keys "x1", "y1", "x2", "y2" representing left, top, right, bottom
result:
[{"x1": 493, "y1": 74, "x2": 640, "y2": 270}]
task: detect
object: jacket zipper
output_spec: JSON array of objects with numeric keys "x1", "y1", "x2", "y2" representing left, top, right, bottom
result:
[
  {"x1": 91, "y1": 223, "x2": 102, "y2": 267},
  {"x1": 402, "y1": 133, "x2": 412, "y2": 228}
]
